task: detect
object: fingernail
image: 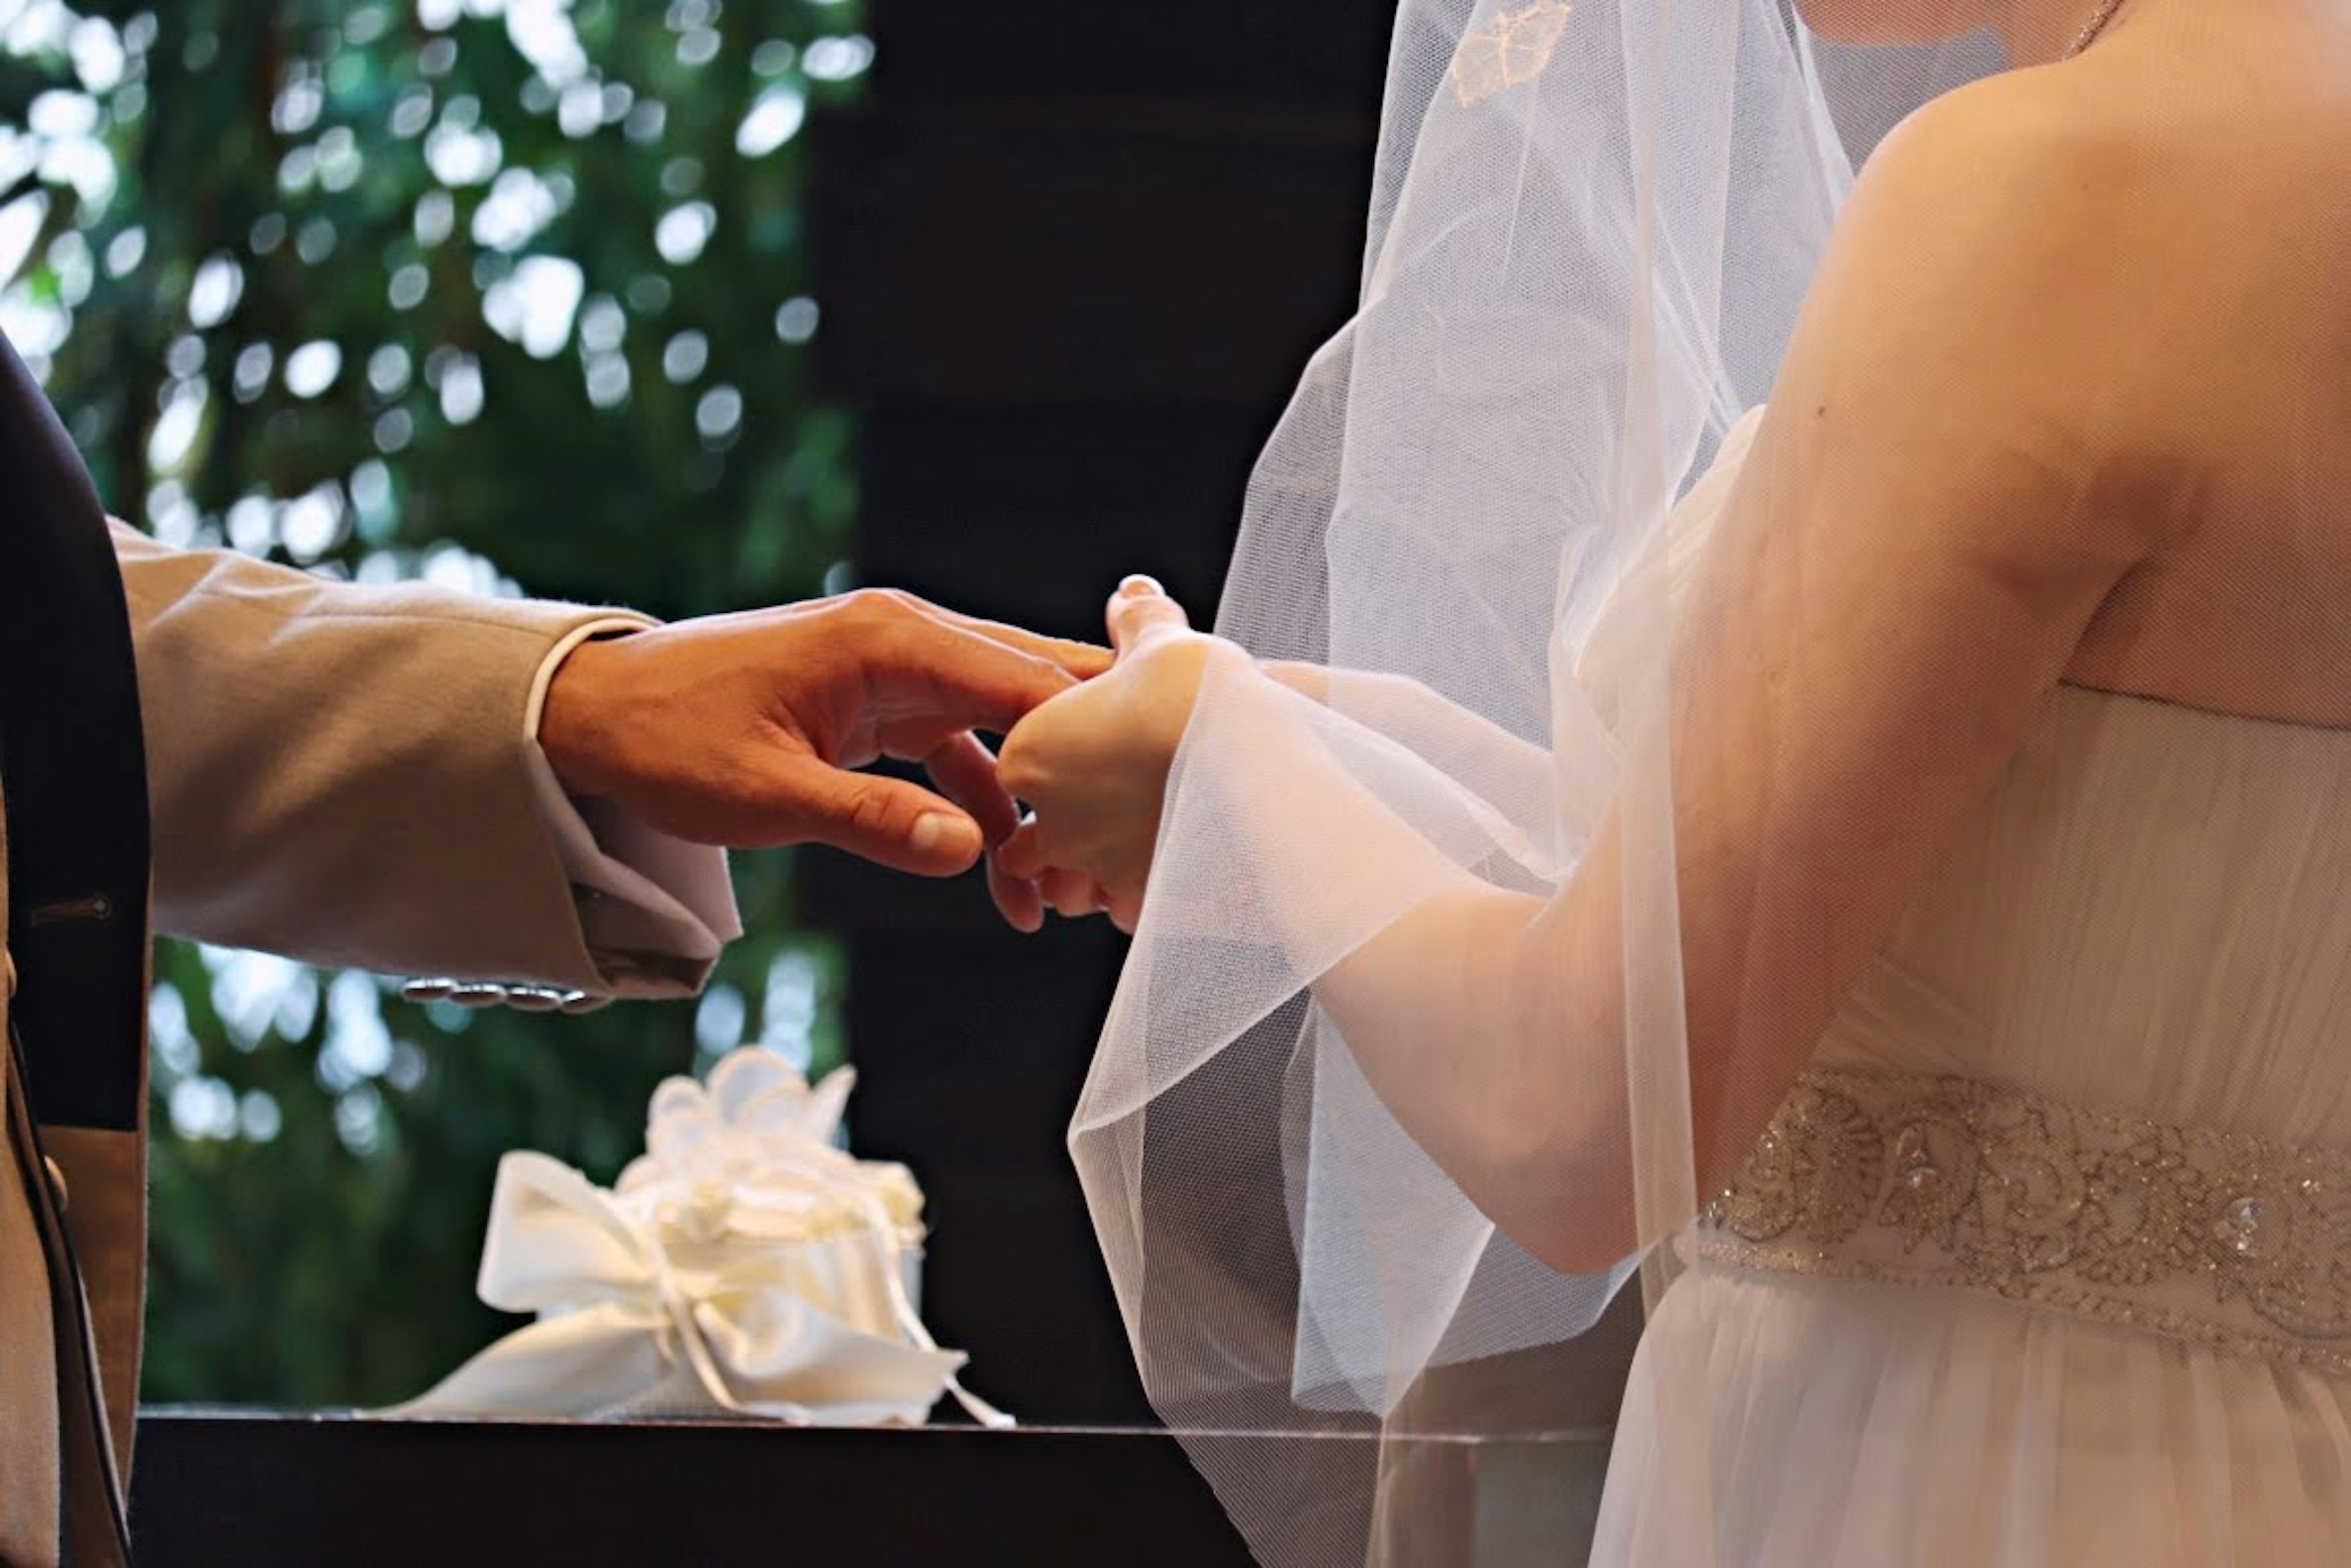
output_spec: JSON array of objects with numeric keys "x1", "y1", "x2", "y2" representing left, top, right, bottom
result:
[
  {"x1": 910, "y1": 813, "x2": 977, "y2": 855},
  {"x1": 1119, "y1": 574, "x2": 1163, "y2": 599}
]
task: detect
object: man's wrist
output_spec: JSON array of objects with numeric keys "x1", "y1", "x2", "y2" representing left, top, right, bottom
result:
[{"x1": 534, "y1": 620, "x2": 646, "y2": 798}]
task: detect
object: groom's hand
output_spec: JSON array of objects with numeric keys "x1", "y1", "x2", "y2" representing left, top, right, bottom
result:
[{"x1": 539, "y1": 590, "x2": 1111, "y2": 897}]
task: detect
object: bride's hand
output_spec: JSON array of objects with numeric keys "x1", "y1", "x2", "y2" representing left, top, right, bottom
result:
[{"x1": 997, "y1": 577, "x2": 1243, "y2": 931}]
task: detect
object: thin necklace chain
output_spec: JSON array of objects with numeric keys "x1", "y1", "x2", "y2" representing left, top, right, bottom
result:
[{"x1": 2064, "y1": 0, "x2": 2132, "y2": 58}]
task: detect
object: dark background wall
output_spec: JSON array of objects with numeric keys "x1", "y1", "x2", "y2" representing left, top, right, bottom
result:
[{"x1": 809, "y1": 0, "x2": 1401, "y2": 1424}]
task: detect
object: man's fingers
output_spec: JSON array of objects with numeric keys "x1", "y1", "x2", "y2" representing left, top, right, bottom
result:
[
  {"x1": 942, "y1": 617, "x2": 1114, "y2": 681},
  {"x1": 924, "y1": 733, "x2": 1043, "y2": 932},
  {"x1": 879, "y1": 590, "x2": 1116, "y2": 680},
  {"x1": 884, "y1": 618, "x2": 1098, "y2": 739},
  {"x1": 1106, "y1": 575, "x2": 1191, "y2": 659},
  {"x1": 775, "y1": 760, "x2": 985, "y2": 877},
  {"x1": 924, "y1": 732, "x2": 1021, "y2": 847}
]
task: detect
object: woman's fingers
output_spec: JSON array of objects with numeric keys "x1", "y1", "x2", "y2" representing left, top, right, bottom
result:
[
  {"x1": 1106, "y1": 575, "x2": 1191, "y2": 658},
  {"x1": 999, "y1": 816, "x2": 1050, "y2": 882},
  {"x1": 990, "y1": 858, "x2": 1046, "y2": 933},
  {"x1": 997, "y1": 812, "x2": 1128, "y2": 925},
  {"x1": 1040, "y1": 868, "x2": 1102, "y2": 919}
]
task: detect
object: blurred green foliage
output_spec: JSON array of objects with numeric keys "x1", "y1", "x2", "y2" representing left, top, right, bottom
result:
[{"x1": 0, "y1": 0, "x2": 863, "y2": 1405}]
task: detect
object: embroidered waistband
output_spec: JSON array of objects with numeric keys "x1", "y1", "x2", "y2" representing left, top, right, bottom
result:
[{"x1": 1697, "y1": 1066, "x2": 2351, "y2": 1379}]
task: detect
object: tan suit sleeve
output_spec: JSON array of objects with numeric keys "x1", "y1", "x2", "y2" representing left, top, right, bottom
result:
[{"x1": 114, "y1": 525, "x2": 708, "y2": 997}]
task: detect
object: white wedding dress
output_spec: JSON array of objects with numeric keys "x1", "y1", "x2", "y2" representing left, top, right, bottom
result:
[
  {"x1": 1590, "y1": 442, "x2": 2351, "y2": 1563},
  {"x1": 1075, "y1": 10, "x2": 2351, "y2": 1564}
]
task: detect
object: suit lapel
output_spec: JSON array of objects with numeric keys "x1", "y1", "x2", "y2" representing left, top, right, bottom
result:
[{"x1": 0, "y1": 329, "x2": 151, "y2": 1566}]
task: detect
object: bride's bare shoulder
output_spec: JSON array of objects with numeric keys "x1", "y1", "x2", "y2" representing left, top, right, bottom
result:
[
  {"x1": 1772, "y1": 70, "x2": 2205, "y2": 545},
  {"x1": 1798, "y1": 73, "x2": 2151, "y2": 405},
  {"x1": 1845, "y1": 29, "x2": 2351, "y2": 264},
  {"x1": 1828, "y1": 34, "x2": 2351, "y2": 468},
  {"x1": 1838, "y1": 70, "x2": 2136, "y2": 251}
]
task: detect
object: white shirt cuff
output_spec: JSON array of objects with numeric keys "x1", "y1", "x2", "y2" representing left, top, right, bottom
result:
[{"x1": 523, "y1": 619, "x2": 744, "y2": 991}]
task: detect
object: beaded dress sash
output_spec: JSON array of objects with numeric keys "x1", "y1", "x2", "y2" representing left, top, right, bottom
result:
[{"x1": 1698, "y1": 1066, "x2": 2351, "y2": 1379}]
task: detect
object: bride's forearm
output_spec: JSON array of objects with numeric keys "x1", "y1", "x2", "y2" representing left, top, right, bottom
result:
[
  {"x1": 1193, "y1": 664, "x2": 1637, "y2": 1270},
  {"x1": 1306, "y1": 846, "x2": 1639, "y2": 1274},
  {"x1": 1259, "y1": 661, "x2": 1559, "y2": 824}
]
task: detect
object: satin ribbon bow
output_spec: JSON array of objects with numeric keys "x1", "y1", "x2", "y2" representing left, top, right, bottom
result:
[{"x1": 392, "y1": 1051, "x2": 1007, "y2": 1427}]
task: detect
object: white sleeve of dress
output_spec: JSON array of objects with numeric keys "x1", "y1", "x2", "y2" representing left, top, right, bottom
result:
[{"x1": 521, "y1": 620, "x2": 744, "y2": 975}]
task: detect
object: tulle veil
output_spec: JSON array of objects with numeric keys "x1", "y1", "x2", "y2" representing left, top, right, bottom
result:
[{"x1": 1065, "y1": 3, "x2": 2006, "y2": 1561}]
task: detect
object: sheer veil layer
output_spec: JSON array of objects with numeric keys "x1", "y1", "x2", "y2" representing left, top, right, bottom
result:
[{"x1": 1065, "y1": 4, "x2": 2205, "y2": 1562}]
